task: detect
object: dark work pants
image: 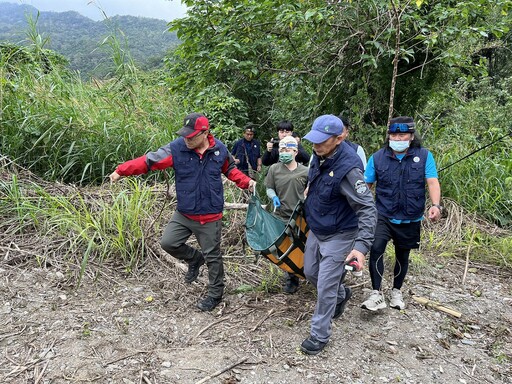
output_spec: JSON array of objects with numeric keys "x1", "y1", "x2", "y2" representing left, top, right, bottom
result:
[{"x1": 160, "y1": 211, "x2": 224, "y2": 298}]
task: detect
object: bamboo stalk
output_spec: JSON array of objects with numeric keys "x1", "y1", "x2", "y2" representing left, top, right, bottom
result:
[{"x1": 412, "y1": 296, "x2": 462, "y2": 318}]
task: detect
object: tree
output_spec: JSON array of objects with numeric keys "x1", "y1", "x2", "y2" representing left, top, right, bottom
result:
[{"x1": 167, "y1": 0, "x2": 511, "y2": 141}]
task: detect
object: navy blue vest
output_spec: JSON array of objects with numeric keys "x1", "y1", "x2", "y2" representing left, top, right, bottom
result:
[
  {"x1": 305, "y1": 142, "x2": 362, "y2": 236},
  {"x1": 373, "y1": 146, "x2": 428, "y2": 220},
  {"x1": 169, "y1": 138, "x2": 228, "y2": 215},
  {"x1": 345, "y1": 140, "x2": 359, "y2": 152},
  {"x1": 232, "y1": 138, "x2": 260, "y2": 171}
]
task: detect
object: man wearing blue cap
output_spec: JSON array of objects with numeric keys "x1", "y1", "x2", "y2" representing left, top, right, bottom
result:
[{"x1": 300, "y1": 114, "x2": 377, "y2": 355}]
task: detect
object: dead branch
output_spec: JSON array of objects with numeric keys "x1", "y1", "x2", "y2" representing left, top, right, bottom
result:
[
  {"x1": 102, "y1": 350, "x2": 151, "y2": 367},
  {"x1": 194, "y1": 356, "x2": 249, "y2": 384},
  {"x1": 195, "y1": 317, "x2": 229, "y2": 338},
  {"x1": 462, "y1": 222, "x2": 477, "y2": 286},
  {"x1": 251, "y1": 308, "x2": 275, "y2": 332}
]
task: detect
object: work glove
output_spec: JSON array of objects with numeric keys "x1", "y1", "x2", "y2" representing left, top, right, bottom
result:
[{"x1": 272, "y1": 196, "x2": 281, "y2": 208}]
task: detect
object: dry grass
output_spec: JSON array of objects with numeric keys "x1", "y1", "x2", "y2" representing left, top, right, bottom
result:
[{"x1": 1, "y1": 156, "x2": 510, "y2": 291}]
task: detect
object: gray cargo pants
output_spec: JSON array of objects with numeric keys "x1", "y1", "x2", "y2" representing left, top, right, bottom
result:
[{"x1": 303, "y1": 230, "x2": 356, "y2": 343}]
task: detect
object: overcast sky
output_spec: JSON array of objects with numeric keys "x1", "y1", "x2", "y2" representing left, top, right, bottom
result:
[{"x1": 10, "y1": 0, "x2": 187, "y2": 22}]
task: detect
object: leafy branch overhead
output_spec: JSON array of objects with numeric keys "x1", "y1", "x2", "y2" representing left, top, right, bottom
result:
[{"x1": 167, "y1": 0, "x2": 511, "y2": 130}]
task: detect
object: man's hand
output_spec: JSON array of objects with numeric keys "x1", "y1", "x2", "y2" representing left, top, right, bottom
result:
[
  {"x1": 266, "y1": 141, "x2": 273, "y2": 152},
  {"x1": 272, "y1": 196, "x2": 281, "y2": 208},
  {"x1": 234, "y1": 157, "x2": 240, "y2": 164},
  {"x1": 428, "y1": 205, "x2": 442, "y2": 221},
  {"x1": 345, "y1": 249, "x2": 365, "y2": 271},
  {"x1": 248, "y1": 180, "x2": 257, "y2": 193},
  {"x1": 109, "y1": 171, "x2": 122, "y2": 183}
]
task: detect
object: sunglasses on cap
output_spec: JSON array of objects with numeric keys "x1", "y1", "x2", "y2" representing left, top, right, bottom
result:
[
  {"x1": 388, "y1": 123, "x2": 415, "y2": 133},
  {"x1": 279, "y1": 142, "x2": 297, "y2": 149}
]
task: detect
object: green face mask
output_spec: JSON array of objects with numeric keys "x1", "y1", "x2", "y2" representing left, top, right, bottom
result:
[{"x1": 279, "y1": 152, "x2": 294, "y2": 164}]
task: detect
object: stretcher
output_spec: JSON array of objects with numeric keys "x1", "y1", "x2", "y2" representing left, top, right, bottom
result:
[{"x1": 245, "y1": 195, "x2": 309, "y2": 278}]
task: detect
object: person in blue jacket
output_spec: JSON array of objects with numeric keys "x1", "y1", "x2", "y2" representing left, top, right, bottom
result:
[
  {"x1": 110, "y1": 113, "x2": 256, "y2": 312},
  {"x1": 361, "y1": 116, "x2": 442, "y2": 312},
  {"x1": 300, "y1": 114, "x2": 377, "y2": 355},
  {"x1": 231, "y1": 123, "x2": 262, "y2": 179}
]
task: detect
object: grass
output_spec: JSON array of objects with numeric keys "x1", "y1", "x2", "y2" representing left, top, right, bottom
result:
[
  {"x1": 421, "y1": 198, "x2": 512, "y2": 267},
  {"x1": 1, "y1": 27, "x2": 185, "y2": 185},
  {"x1": 0, "y1": 167, "x2": 159, "y2": 285},
  {"x1": 1, "y1": 158, "x2": 510, "y2": 289}
]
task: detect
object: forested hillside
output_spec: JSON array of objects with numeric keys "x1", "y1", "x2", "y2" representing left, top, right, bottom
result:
[{"x1": 0, "y1": 2, "x2": 179, "y2": 77}]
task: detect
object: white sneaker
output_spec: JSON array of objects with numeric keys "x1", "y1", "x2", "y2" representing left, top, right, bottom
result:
[
  {"x1": 361, "y1": 290, "x2": 387, "y2": 311},
  {"x1": 389, "y1": 288, "x2": 405, "y2": 310}
]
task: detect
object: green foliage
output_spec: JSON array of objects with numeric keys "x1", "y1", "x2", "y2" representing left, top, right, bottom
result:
[
  {"x1": 166, "y1": 0, "x2": 512, "y2": 227},
  {"x1": 168, "y1": 1, "x2": 511, "y2": 135},
  {"x1": 421, "y1": 77, "x2": 512, "y2": 227},
  {"x1": 0, "y1": 3, "x2": 180, "y2": 79},
  {"x1": 1, "y1": 38, "x2": 184, "y2": 184},
  {"x1": 2, "y1": 0, "x2": 512, "y2": 228}
]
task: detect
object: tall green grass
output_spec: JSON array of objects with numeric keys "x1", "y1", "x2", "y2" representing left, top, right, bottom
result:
[
  {"x1": 1, "y1": 19, "x2": 185, "y2": 185},
  {"x1": 420, "y1": 78, "x2": 512, "y2": 228}
]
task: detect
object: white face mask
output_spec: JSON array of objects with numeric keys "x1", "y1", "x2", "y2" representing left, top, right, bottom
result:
[{"x1": 389, "y1": 140, "x2": 410, "y2": 153}]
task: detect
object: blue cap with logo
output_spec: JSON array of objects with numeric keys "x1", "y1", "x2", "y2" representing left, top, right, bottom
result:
[{"x1": 303, "y1": 115, "x2": 344, "y2": 144}]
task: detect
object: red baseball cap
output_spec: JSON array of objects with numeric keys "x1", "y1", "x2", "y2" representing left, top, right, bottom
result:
[{"x1": 177, "y1": 113, "x2": 210, "y2": 138}]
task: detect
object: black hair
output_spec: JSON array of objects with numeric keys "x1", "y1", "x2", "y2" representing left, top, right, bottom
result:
[
  {"x1": 337, "y1": 114, "x2": 351, "y2": 129},
  {"x1": 277, "y1": 120, "x2": 294, "y2": 131},
  {"x1": 384, "y1": 115, "x2": 422, "y2": 148}
]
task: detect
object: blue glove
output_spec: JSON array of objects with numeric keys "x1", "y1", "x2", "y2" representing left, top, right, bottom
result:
[{"x1": 272, "y1": 196, "x2": 281, "y2": 208}]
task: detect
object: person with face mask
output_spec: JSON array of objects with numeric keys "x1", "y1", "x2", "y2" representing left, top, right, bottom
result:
[
  {"x1": 361, "y1": 116, "x2": 442, "y2": 312},
  {"x1": 264, "y1": 135, "x2": 309, "y2": 294}
]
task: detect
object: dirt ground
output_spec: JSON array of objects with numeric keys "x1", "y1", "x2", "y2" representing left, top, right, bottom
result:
[{"x1": 1, "y1": 230, "x2": 511, "y2": 384}]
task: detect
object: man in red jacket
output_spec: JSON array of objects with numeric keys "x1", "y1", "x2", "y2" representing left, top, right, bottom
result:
[{"x1": 110, "y1": 112, "x2": 256, "y2": 311}]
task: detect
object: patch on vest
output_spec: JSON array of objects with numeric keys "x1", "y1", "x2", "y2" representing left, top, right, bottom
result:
[
  {"x1": 354, "y1": 179, "x2": 367, "y2": 194},
  {"x1": 214, "y1": 150, "x2": 220, "y2": 156},
  {"x1": 413, "y1": 156, "x2": 420, "y2": 163}
]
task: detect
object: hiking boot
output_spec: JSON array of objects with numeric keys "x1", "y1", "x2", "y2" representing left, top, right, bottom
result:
[
  {"x1": 389, "y1": 288, "x2": 405, "y2": 310},
  {"x1": 283, "y1": 274, "x2": 300, "y2": 294},
  {"x1": 184, "y1": 253, "x2": 204, "y2": 283},
  {"x1": 361, "y1": 290, "x2": 387, "y2": 311},
  {"x1": 300, "y1": 337, "x2": 327, "y2": 355},
  {"x1": 197, "y1": 296, "x2": 222, "y2": 312},
  {"x1": 333, "y1": 287, "x2": 352, "y2": 319}
]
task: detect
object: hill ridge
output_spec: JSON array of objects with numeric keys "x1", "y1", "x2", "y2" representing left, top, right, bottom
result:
[{"x1": 0, "y1": 2, "x2": 179, "y2": 78}]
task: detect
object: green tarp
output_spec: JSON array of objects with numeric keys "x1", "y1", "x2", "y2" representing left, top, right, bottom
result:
[{"x1": 245, "y1": 194, "x2": 286, "y2": 251}]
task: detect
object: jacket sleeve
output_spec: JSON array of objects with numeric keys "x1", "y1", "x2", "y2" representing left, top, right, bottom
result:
[
  {"x1": 262, "y1": 148, "x2": 278, "y2": 166},
  {"x1": 339, "y1": 168, "x2": 377, "y2": 255},
  {"x1": 115, "y1": 144, "x2": 174, "y2": 176},
  {"x1": 296, "y1": 144, "x2": 311, "y2": 165},
  {"x1": 223, "y1": 152, "x2": 252, "y2": 189},
  {"x1": 231, "y1": 140, "x2": 239, "y2": 156}
]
